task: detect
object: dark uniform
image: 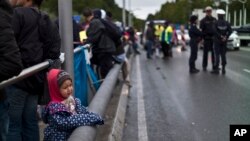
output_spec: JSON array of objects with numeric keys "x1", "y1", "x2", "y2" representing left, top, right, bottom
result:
[
  {"x1": 212, "y1": 15, "x2": 232, "y2": 74},
  {"x1": 200, "y1": 15, "x2": 217, "y2": 70},
  {"x1": 189, "y1": 16, "x2": 203, "y2": 73}
]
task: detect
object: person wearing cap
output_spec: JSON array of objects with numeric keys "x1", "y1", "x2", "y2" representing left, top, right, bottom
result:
[
  {"x1": 211, "y1": 9, "x2": 232, "y2": 74},
  {"x1": 200, "y1": 6, "x2": 217, "y2": 71},
  {"x1": 188, "y1": 15, "x2": 203, "y2": 73},
  {"x1": 43, "y1": 69, "x2": 104, "y2": 140}
]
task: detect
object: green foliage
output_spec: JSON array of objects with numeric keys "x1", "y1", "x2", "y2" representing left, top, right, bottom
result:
[
  {"x1": 41, "y1": 0, "x2": 124, "y2": 21},
  {"x1": 153, "y1": 0, "x2": 213, "y2": 24}
]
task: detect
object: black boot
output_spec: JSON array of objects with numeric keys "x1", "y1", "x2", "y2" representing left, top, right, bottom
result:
[
  {"x1": 222, "y1": 66, "x2": 226, "y2": 74},
  {"x1": 190, "y1": 68, "x2": 200, "y2": 74},
  {"x1": 211, "y1": 67, "x2": 219, "y2": 74}
]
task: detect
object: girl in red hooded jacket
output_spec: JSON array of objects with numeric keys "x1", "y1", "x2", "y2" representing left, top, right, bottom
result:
[{"x1": 42, "y1": 69, "x2": 104, "y2": 141}]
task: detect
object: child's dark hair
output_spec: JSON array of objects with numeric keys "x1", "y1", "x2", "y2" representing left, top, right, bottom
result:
[{"x1": 82, "y1": 7, "x2": 93, "y2": 17}]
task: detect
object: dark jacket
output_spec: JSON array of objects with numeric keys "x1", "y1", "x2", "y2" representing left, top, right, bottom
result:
[
  {"x1": 43, "y1": 98, "x2": 104, "y2": 140},
  {"x1": 213, "y1": 18, "x2": 232, "y2": 43},
  {"x1": 0, "y1": 1, "x2": 23, "y2": 100},
  {"x1": 146, "y1": 26, "x2": 155, "y2": 41},
  {"x1": 200, "y1": 15, "x2": 217, "y2": 40},
  {"x1": 12, "y1": 7, "x2": 60, "y2": 94},
  {"x1": 86, "y1": 18, "x2": 116, "y2": 54},
  {"x1": 189, "y1": 24, "x2": 203, "y2": 44}
]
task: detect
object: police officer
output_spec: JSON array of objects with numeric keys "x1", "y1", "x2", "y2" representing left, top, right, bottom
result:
[
  {"x1": 200, "y1": 6, "x2": 217, "y2": 71},
  {"x1": 189, "y1": 15, "x2": 203, "y2": 73},
  {"x1": 211, "y1": 9, "x2": 232, "y2": 74}
]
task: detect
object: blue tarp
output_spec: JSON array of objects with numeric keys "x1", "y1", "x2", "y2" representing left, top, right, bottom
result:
[
  {"x1": 74, "y1": 48, "x2": 88, "y2": 106},
  {"x1": 73, "y1": 47, "x2": 100, "y2": 106},
  {"x1": 87, "y1": 64, "x2": 100, "y2": 90}
]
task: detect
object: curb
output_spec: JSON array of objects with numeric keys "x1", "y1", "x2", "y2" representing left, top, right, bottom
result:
[{"x1": 108, "y1": 56, "x2": 133, "y2": 141}]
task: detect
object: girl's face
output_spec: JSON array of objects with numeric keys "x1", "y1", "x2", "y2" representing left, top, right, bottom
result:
[{"x1": 59, "y1": 79, "x2": 73, "y2": 99}]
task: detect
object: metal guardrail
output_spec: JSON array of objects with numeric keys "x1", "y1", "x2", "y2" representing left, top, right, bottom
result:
[
  {"x1": 0, "y1": 44, "x2": 90, "y2": 89},
  {"x1": 0, "y1": 61, "x2": 50, "y2": 89},
  {"x1": 0, "y1": 41, "x2": 129, "y2": 141},
  {"x1": 68, "y1": 64, "x2": 122, "y2": 141},
  {"x1": 68, "y1": 45, "x2": 130, "y2": 141}
]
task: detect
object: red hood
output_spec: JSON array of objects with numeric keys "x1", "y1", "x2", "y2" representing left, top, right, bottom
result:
[{"x1": 47, "y1": 69, "x2": 65, "y2": 103}]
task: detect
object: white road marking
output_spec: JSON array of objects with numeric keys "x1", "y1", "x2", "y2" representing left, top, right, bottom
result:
[
  {"x1": 243, "y1": 69, "x2": 250, "y2": 74},
  {"x1": 136, "y1": 56, "x2": 149, "y2": 141}
]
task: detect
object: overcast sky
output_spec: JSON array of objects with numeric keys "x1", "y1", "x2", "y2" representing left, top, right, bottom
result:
[{"x1": 114, "y1": 0, "x2": 175, "y2": 19}]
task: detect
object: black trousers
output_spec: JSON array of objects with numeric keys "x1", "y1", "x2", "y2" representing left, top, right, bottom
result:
[
  {"x1": 202, "y1": 39, "x2": 215, "y2": 69},
  {"x1": 189, "y1": 40, "x2": 198, "y2": 70},
  {"x1": 214, "y1": 41, "x2": 227, "y2": 69},
  {"x1": 161, "y1": 41, "x2": 170, "y2": 57},
  {"x1": 91, "y1": 53, "x2": 114, "y2": 79}
]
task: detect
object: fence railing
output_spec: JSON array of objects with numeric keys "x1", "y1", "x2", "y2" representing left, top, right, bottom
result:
[
  {"x1": 0, "y1": 44, "x2": 90, "y2": 89},
  {"x1": 0, "y1": 43, "x2": 130, "y2": 141},
  {"x1": 68, "y1": 45, "x2": 130, "y2": 141}
]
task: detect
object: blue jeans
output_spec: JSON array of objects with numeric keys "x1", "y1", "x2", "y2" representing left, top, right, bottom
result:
[
  {"x1": 146, "y1": 40, "x2": 153, "y2": 58},
  {"x1": 0, "y1": 95, "x2": 9, "y2": 141},
  {"x1": 6, "y1": 86, "x2": 39, "y2": 141}
]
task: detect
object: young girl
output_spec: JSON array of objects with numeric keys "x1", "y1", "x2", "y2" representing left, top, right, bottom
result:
[{"x1": 42, "y1": 69, "x2": 104, "y2": 141}]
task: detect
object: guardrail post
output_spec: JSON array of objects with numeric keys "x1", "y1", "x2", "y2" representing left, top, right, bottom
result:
[{"x1": 58, "y1": 0, "x2": 74, "y2": 82}]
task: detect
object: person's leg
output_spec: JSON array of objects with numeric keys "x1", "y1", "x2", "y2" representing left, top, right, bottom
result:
[
  {"x1": 6, "y1": 86, "x2": 27, "y2": 141},
  {"x1": 22, "y1": 94, "x2": 39, "y2": 141},
  {"x1": 221, "y1": 44, "x2": 227, "y2": 74},
  {"x1": 147, "y1": 41, "x2": 153, "y2": 59},
  {"x1": 132, "y1": 42, "x2": 140, "y2": 54},
  {"x1": 166, "y1": 43, "x2": 170, "y2": 57},
  {"x1": 202, "y1": 40, "x2": 209, "y2": 70},
  {"x1": 99, "y1": 53, "x2": 114, "y2": 78},
  {"x1": 161, "y1": 42, "x2": 167, "y2": 58},
  {"x1": 0, "y1": 90, "x2": 9, "y2": 141},
  {"x1": 189, "y1": 42, "x2": 197, "y2": 72},
  {"x1": 209, "y1": 40, "x2": 216, "y2": 70},
  {"x1": 193, "y1": 44, "x2": 198, "y2": 69},
  {"x1": 211, "y1": 42, "x2": 220, "y2": 74}
]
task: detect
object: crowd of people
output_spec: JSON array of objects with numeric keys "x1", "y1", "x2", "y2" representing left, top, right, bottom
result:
[
  {"x1": 144, "y1": 6, "x2": 232, "y2": 75},
  {"x1": 0, "y1": 0, "x2": 233, "y2": 140},
  {"x1": 0, "y1": 0, "x2": 137, "y2": 140}
]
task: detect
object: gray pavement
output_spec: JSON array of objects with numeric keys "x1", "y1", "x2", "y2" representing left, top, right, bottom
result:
[{"x1": 123, "y1": 46, "x2": 250, "y2": 141}]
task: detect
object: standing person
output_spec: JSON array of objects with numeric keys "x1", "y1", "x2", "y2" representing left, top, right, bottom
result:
[
  {"x1": 200, "y1": 6, "x2": 217, "y2": 71},
  {"x1": 0, "y1": 0, "x2": 23, "y2": 140},
  {"x1": 83, "y1": 8, "x2": 116, "y2": 78},
  {"x1": 7, "y1": 0, "x2": 61, "y2": 140},
  {"x1": 145, "y1": 21, "x2": 155, "y2": 59},
  {"x1": 160, "y1": 21, "x2": 168, "y2": 58},
  {"x1": 189, "y1": 15, "x2": 203, "y2": 73},
  {"x1": 128, "y1": 26, "x2": 140, "y2": 55},
  {"x1": 180, "y1": 25, "x2": 187, "y2": 51},
  {"x1": 160, "y1": 21, "x2": 173, "y2": 58},
  {"x1": 211, "y1": 9, "x2": 232, "y2": 74},
  {"x1": 43, "y1": 69, "x2": 104, "y2": 140}
]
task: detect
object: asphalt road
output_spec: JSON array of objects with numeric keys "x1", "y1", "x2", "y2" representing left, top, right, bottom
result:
[{"x1": 123, "y1": 46, "x2": 250, "y2": 141}]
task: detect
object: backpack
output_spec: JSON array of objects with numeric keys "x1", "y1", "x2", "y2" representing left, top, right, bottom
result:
[{"x1": 100, "y1": 19, "x2": 122, "y2": 46}]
